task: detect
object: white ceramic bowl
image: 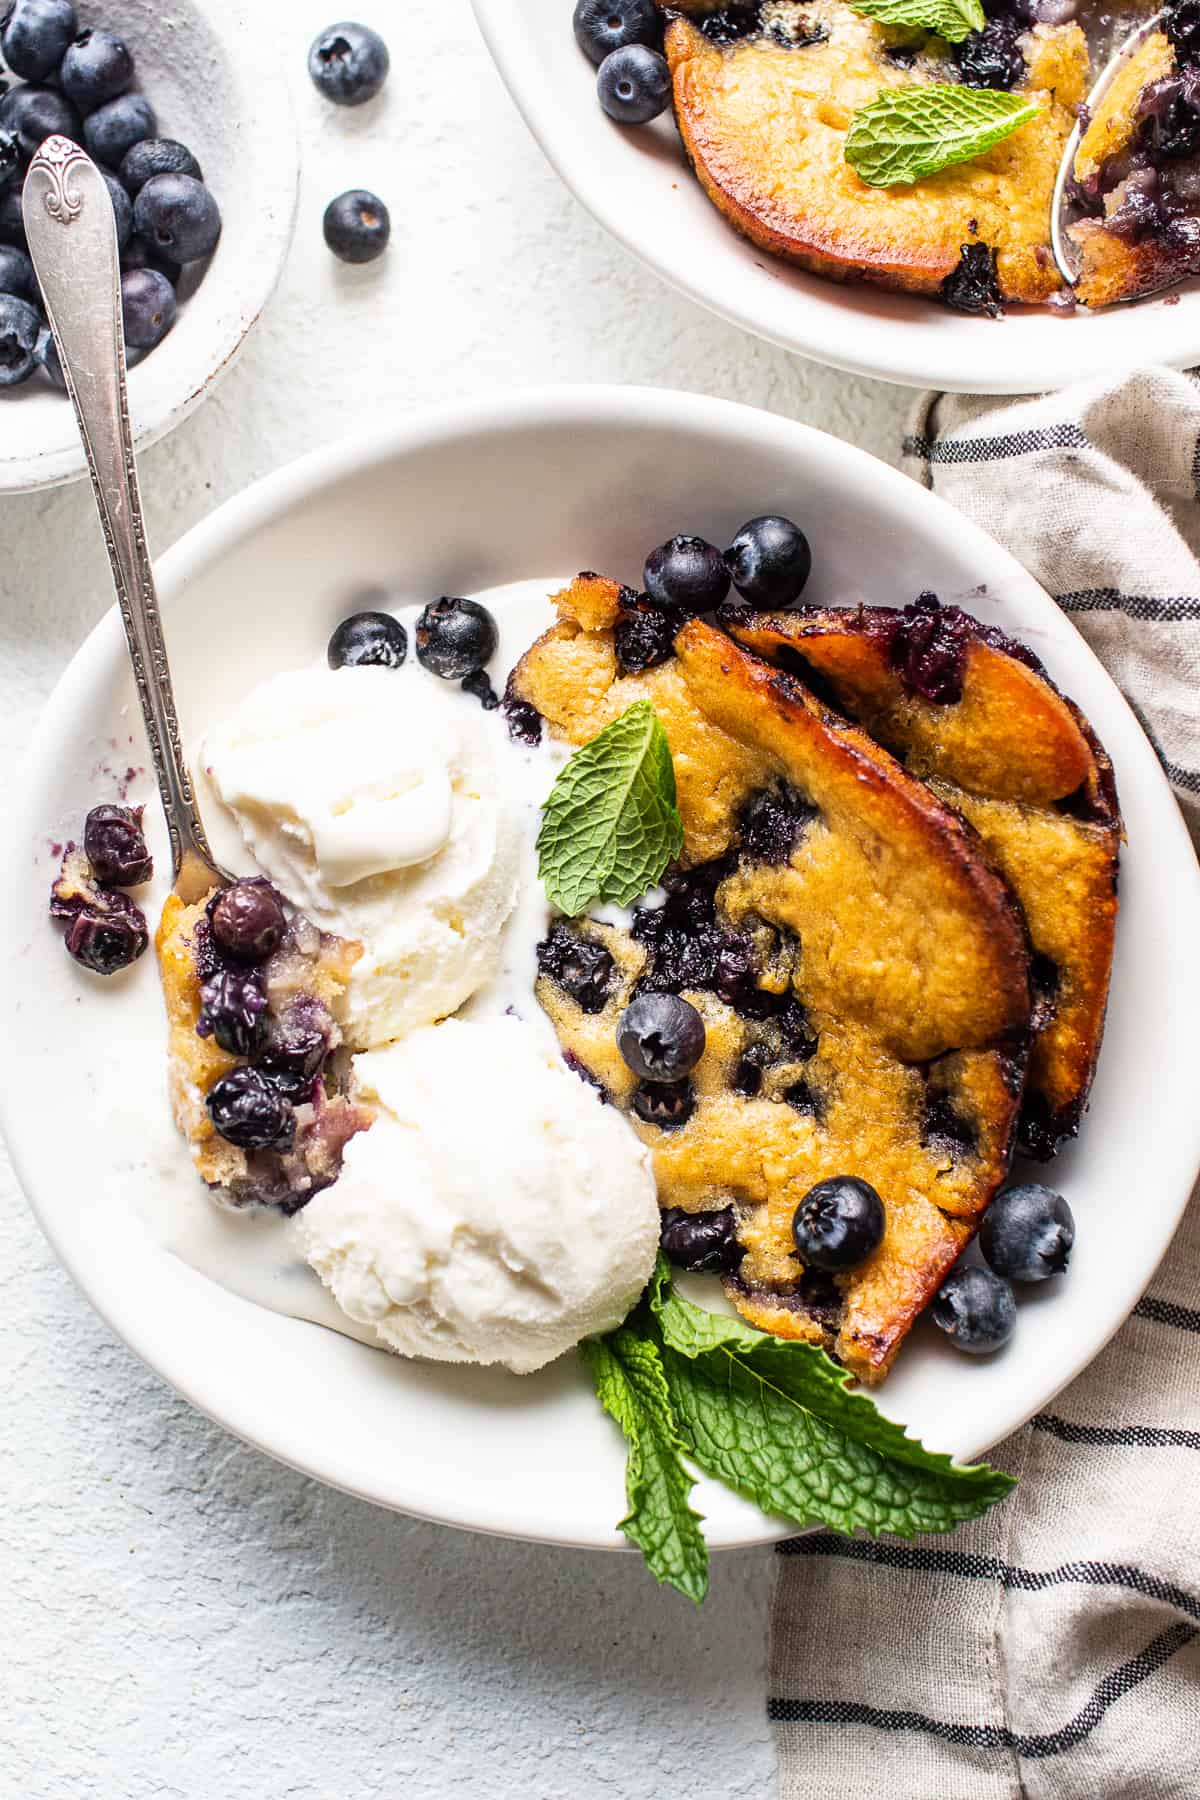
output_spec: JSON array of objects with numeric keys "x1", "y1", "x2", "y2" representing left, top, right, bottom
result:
[
  {"x1": 4, "y1": 386, "x2": 1199, "y2": 1549},
  {"x1": 472, "y1": 0, "x2": 1200, "y2": 394},
  {"x1": 0, "y1": 0, "x2": 297, "y2": 493}
]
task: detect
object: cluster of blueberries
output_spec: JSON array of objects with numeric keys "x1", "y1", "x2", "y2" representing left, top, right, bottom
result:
[
  {"x1": 573, "y1": 0, "x2": 673, "y2": 127},
  {"x1": 308, "y1": 21, "x2": 392, "y2": 266},
  {"x1": 49, "y1": 801, "x2": 152, "y2": 972},
  {"x1": 327, "y1": 591, "x2": 501, "y2": 706},
  {"x1": 0, "y1": 0, "x2": 221, "y2": 390}
]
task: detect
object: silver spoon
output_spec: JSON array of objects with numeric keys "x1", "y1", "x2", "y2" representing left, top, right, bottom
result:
[
  {"x1": 1051, "y1": 8, "x2": 1168, "y2": 285},
  {"x1": 23, "y1": 135, "x2": 229, "y2": 905}
]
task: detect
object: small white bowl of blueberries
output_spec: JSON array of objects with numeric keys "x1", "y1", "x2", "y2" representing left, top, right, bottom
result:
[{"x1": 0, "y1": 0, "x2": 299, "y2": 492}]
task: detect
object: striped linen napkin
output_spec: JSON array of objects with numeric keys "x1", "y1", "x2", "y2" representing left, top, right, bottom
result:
[{"x1": 769, "y1": 368, "x2": 1200, "y2": 1798}]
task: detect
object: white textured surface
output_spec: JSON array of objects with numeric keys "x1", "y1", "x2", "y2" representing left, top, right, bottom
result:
[{"x1": 0, "y1": 3, "x2": 911, "y2": 1792}]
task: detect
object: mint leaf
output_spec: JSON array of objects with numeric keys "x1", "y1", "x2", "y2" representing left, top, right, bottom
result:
[
  {"x1": 649, "y1": 1261, "x2": 1014, "y2": 1537},
  {"x1": 849, "y1": 0, "x2": 984, "y2": 41},
  {"x1": 581, "y1": 1328, "x2": 709, "y2": 1603},
  {"x1": 537, "y1": 700, "x2": 684, "y2": 915},
  {"x1": 844, "y1": 85, "x2": 1040, "y2": 187}
]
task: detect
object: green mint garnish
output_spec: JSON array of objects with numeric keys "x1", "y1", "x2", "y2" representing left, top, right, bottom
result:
[
  {"x1": 849, "y1": 0, "x2": 984, "y2": 42},
  {"x1": 844, "y1": 85, "x2": 1039, "y2": 187},
  {"x1": 537, "y1": 700, "x2": 684, "y2": 915},
  {"x1": 581, "y1": 1327, "x2": 709, "y2": 1604},
  {"x1": 647, "y1": 1258, "x2": 1015, "y2": 1538}
]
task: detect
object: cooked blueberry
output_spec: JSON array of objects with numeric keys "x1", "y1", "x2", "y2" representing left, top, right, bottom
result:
[
  {"x1": 120, "y1": 232, "x2": 180, "y2": 286},
  {"x1": 0, "y1": 244, "x2": 36, "y2": 302},
  {"x1": 724, "y1": 515, "x2": 812, "y2": 608},
  {"x1": 415, "y1": 596, "x2": 498, "y2": 679},
  {"x1": 0, "y1": 185, "x2": 26, "y2": 249},
  {"x1": 206, "y1": 1066, "x2": 295, "y2": 1152},
  {"x1": 738, "y1": 782, "x2": 815, "y2": 863},
  {"x1": 121, "y1": 267, "x2": 175, "y2": 349},
  {"x1": 1166, "y1": 0, "x2": 1200, "y2": 61},
  {"x1": 308, "y1": 21, "x2": 389, "y2": 106},
  {"x1": 573, "y1": 0, "x2": 661, "y2": 63},
  {"x1": 644, "y1": 533, "x2": 730, "y2": 613},
  {"x1": 0, "y1": 130, "x2": 19, "y2": 192},
  {"x1": 980, "y1": 1183, "x2": 1074, "y2": 1283},
  {"x1": 83, "y1": 92, "x2": 155, "y2": 166},
  {"x1": 614, "y1": 592, "x2": 677, "y2": 673},
  {"x1": 37, "y1": 328, "x2": 66, "y2": 388},
  {"x1": 940, "y1": 243, "x2": 1003, "y2": 319},
  {"x1": 133, "y1": 173, "x2": 220, "y2": 263},
  {"x1": 791, "y1": 1176, "x2": 885, "y2": 1271},
  {"x1": 461, "y1": 667, "x2": 500, "y2": 710},
  {"x1": 255, "y1": 1003, "x2": 332, "y2": 1100},
  {"x1": 659, "y1": 1204, "x2": 742, "y2": 1273},
  {"x1": 617, "y1": 992, "x2": 706, "y2": 1081},
  {"x1": 503, "y1": 692, "x2": 543, "y2": 746},
  {"x1": 1, "y1": 0, "x2": 77, "y2": 81},
  {"x1": 953, "y1": 17, "x2": 1025, "y2": 89},
  {"x1": 327, "y1": 608, "x2": 407, "y2": 670},
  {"x1": 102, "y1": 169, "x2": 132, "y2": 250},
  {"x1": 536, "y1": 922, "x2": 614, "y2": 1012},
  {"x1": 0, "y1": 84, "x2": 80, "y2": 160},
  {"x1": 61, "y1": 890, "x2": 147, "y2": 974},
  {"x1": 930, "y1": 1264, "x2": 1016, "y2": 1354},
  {"x1": 632, "y1": 1079, "x2": 694, "y2": 1131},
  {"x1": 323, "y1": 187, "x2": 390, "y2": 264},
  {"x1": 0, "y1": 292, "x2": 39, "y2": 386},
  {"x1": 59, "y1": 27, "x2": 133, "y2": 109},
  {"x1": 208, "y1": 878, "x2": 286, "y2": 963},
  {"x1": 83, "y1": 802, "x2": 151, "y2": 885},
  {"x1": 597, "y1": 43, "x2": 671, "y2": 124},
  {"x1": 120, "y1": 137, "x2": 202, "y2": 196},
  {"x1": 198, "y1": 965, "x2": 268, "y2": 1057}
]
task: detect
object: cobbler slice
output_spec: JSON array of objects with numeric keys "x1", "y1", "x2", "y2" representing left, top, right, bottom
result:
[
  {"x1": 157, "y1": 885, "x2": 371, "y2": 1212},
  {"x1": 512, "y1": 576, "x2": 1034, "y2": 1382},
  {"x1": 729, "y1": 598, "x2": 1121, "y2": 1156}
]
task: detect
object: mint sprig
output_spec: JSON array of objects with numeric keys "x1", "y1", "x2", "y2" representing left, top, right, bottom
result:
[
  {"x1": 537, "y1": 700, "x2": 684, "y2": 915},
  {"x1": 581, "y1": 1328, "x2": 708, "y2": 1604},
  {"x1": 849, "y1": 0, "x2": 984, "y2": 41},
  {"x1": 844, "y1": 85, "x2": 1040, "y2": 187}
]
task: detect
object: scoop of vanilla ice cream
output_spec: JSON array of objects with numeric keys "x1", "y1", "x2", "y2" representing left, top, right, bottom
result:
[
  {"x1": 202, "y1": 664, "x2": 520, "y2": 1048},
  {"x1": 294, "y1": 1016, "x2": 660, "y2": 1373}
]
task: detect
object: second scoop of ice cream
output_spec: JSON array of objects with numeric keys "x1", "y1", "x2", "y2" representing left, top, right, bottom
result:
[{"x1": 202, "y1": 664, "x2": 520, "y2": 1048}]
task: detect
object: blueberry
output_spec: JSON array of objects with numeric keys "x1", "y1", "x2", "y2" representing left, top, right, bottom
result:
[
  {"x1": 1, "y1": 0, "x2": 77, "y2": 81},
  {"x1": 644, "y1": 533, "x2": 730, "y2": 613},
  {"x1": 120, "y1": 136, "x2": 201, "y2": 197},
  {"x1": 979, "y1": 1183, "x2": 1075, "y2": 1283},
  {"x1": 0, "y1": 84, "x2": 80, "y2": 160},
  {"x1": 791, "y1": 1176, "x2": 885, "y2": 1272},
  {"x1": 415, "y1": 596, "x2": 498, "y2": 680},
  {"x1": 308, "y1": 21, "x2": 389, "y2": 106},
  {"x1": 617, "y1": 992, "x2": 706, "y2": 1081},
  {"x1": 632, "y1": 1079, "x2": 695, "y2": 1131},
  {"x1": 659, "y1": 1203, "x2": 742, "y2": 1273},
  {"x1": 461, "y1": 668, "x2": 499, "y2": 710},
  {"x1": 120, "y1": 266, "x2": 175, "y2": 350},
  {"x1": 322, "y1": 187, "x2": 390, "y2": 264},
  {"x1": 63, "y1": 893, "x2": 147, "y2": 973},
  {"x1": 0, "y1": 129, "x2": 20, "y2": 191},
  {"x1": 83, "y1": 802, "x2": 152, "y2": 885},
  {"x1": 930, "y1": 1264, "x2": 1017, "y2": 1355},
  {"x1": 133, "y1": 172, "x2": 220, "y2": 263},
  {"x1": 573, "y1": 0, "x2": 661, "y2": 64},
  {"x1": 36, "y1": 329, "x2": 65, "y2": 388},
  {"x1": 198, "y1": 965, "x2": 268, "y2": 1057},
  {"x1": 0, "y1": 291, "x2": 39, "y2": 385},
  {"x1": 614, "y1": 592, "x2": 677, "y2": 673},
  {"x1": 83, "y1": 92, "x2": 155, "y2": 166},
  {"x1": 120, "y1": 232, "x2": 180, "y2": 286},
  {"x1": 0, "y1": 184, "x2": 27, "y2": 248},
  {"x1": 596, "y1": 43, "x2": 671, "y2": 124},
  {"x1": 59, "y1": 28, "x2": 133, "y2": 110},
  {"x1": 536, "y1": 923, "x2": 614, "y2": 1013},
  {"x1": 102, "y1": 169, "x2": 132, "y2": 249},
  {"x1": 255, "y1": 1002, "x2": 332, "y2": 1101},
  {"x1": 0, "y1": 244, "x2": 36, "y2": 302},
  {"x1": 208, "y1": 878, "x2": 286, "y2": 964},
  {"x1": 724, "y1": 515, "x2": 812, "y2": 608},
  {"x1": 206, "y1": 1066, "x2": 295, "y2": 1152},
  {"x1": 327, "y1": 608, "x2": 407, "y2": 670}
]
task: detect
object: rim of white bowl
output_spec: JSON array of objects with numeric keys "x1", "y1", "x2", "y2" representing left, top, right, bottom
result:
[{"x1": 5, "y1": 385, "x2": 1200, "y2": 1547}]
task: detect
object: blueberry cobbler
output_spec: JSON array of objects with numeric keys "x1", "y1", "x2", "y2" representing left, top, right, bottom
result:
[
  {"x1": 508, "y1": 518, "x2": 1119, "y2": 1381},
  {"x1": 571, "y1": 0, "x2": 1200, "y2": 311}
]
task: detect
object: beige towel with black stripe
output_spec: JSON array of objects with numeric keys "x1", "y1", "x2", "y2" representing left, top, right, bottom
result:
[{"x1": 770, "y1": 368, "x2": 1200, "y2": 1798}]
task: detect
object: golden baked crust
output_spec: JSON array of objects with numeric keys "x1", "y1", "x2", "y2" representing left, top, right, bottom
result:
[
  {"x1": 729, "y1": 602, "x2": 1120, "y2": 1156},
  {"x1": 661, "y1": 9, "x2": 1085, "y2": 304},
  {"x1": 514, "y1": 578, "x2": 1033, "y2": 1380}
]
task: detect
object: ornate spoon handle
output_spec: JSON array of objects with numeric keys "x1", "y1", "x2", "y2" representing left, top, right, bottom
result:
[{"x1": 23, "y1": 135, "x2": 226, "y2": 902}]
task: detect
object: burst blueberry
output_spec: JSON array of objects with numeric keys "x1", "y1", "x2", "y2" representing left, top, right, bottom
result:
[
  {"x1": 323, "y1": 188, "x2": 390, "y2": 264},
  {"x1": 791, "y1": 1176, "x2": 885, "y2": 1272},
  {"x1": 596, "y1": 43, "x2": 671, "y2": 124},
  {"x1": 632, "y1": 1079, "x2": 695, "y2": 1131},
  {"x1": 208, "y1": 878, "x2": 286, "y2": 964},
  {"x1": 83, "y1": 802, "x2": 152, "y2": 885},
  {"x1": 659, "y1": 1204, "x2": 742, "y2": 1273},
  {"x1": 930, "y1": 1264, "x2": 1017, "y2": 1354},
  {"x1": 206, "y1": 1066, "x2": 295, "y2": 1152},
  {"x1": 644, "y1": 533, "x2": 730, "y2": 613},
  {"x1": 415, "y1": 596, "x2": 498, "y2": 679},
  {"x1": 198, "y1": 966, "x2": 268, "y2": 1057},
  {"x1": 327, "y1": 608, "x2": 407, "y2": 670},
  {"x1": 573, "y1": 0, "x2": 662, "y2": 63},
  {"x1": 308, "y1": 21, "x2": 390, "y2": 105},
  {"x1": 133, "y1": 172, "x2": 220, "y2": 262}
]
